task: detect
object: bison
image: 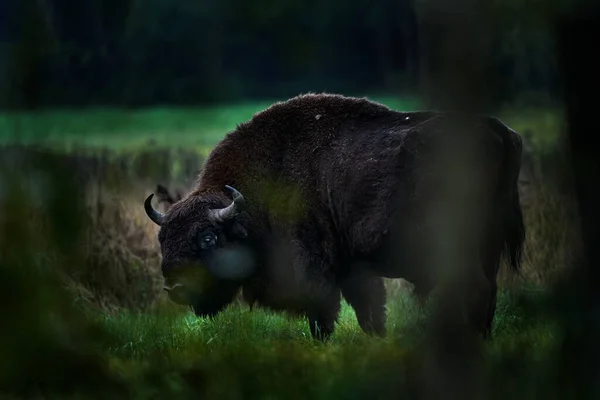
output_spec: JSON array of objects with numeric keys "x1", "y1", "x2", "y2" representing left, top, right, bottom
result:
[{"x1": 144, "y1": 93, "x2": 525, "y2": 340}]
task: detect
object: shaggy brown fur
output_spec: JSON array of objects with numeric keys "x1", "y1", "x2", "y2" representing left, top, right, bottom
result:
[{"x1": 145, "y1": 93, "x2": 525, "y2": 340}]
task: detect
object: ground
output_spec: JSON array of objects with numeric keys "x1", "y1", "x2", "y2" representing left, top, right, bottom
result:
[{"x1": 0, "y1": 95, "x2": 578, "y2": 399}]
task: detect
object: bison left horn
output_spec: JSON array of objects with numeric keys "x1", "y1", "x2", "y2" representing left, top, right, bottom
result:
[
  {"x1": 208, "y1": 185, "x2": 246, "y2": 222},
  {"x1": 144, "y1": 193, "x2": 165, "y2": 226}
]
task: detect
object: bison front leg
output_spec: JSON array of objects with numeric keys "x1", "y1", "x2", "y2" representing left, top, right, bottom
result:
[
  {"x1": 339, "y1": 267, "x2": 387, "y2": 337},
  {"x1": 307, "y1": 287, "x2": 341, "y2": 341},
  {"x1": 266, "y1": 231, "x2": 342, "y2": 341}
]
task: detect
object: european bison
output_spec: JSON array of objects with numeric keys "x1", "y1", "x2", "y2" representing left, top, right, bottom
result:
[{"x1": 144, "y1": 93, "x2": 525, "y2": 340}]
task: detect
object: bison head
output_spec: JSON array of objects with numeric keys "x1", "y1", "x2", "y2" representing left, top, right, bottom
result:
[{"x1": 144, "y1": 185, "x2": 256, "y2": 317}]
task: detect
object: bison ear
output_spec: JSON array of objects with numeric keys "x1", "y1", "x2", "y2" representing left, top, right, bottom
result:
[
  {"x1": 155, "y1": 184, "x2": 175, "y2": 205},
  {"x1": 174, "y1": 188, "x2": 184, "y2": 202},
  {"x1": 231, "y1": 221, "x2": 248, "y2": 239}
]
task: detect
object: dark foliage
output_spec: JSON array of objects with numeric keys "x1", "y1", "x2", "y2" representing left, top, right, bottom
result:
[{"x1": 1, "y1": 0, "x2": 559, "y2": 109}]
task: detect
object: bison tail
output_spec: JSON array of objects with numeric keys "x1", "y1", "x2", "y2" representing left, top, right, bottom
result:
[
  {"x1": 504, "y1": 189, "x2": 526, "y2": 273},
  {"x1": 487, "y1": 116, "x2": 526, "y2": 274}
]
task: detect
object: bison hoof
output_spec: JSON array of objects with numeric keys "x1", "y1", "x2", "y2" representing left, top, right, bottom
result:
[
  {"x1": 308, "y1": 319, "x2": 335, "y2": 341},
  {"x1": 360, "y1": 324, "x2": 386, "y2": 338}
]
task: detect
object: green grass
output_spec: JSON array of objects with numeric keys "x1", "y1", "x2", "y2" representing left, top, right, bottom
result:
[
  {"x1": 0, "y1": 94, "x2": 563, "y2": 159},
  {"x1": 498, "y1": 107, "x2": 566, "y2": 152},
  {"x1": 0, "y1": 96, "x2": 421, "y2": 153},
  {"x1": 101, "y1": 289, "x2": 554, "y2": 359},
  {"x1": 102, "y1": 294, "x2": 421, "y2": 359},
  {"x1": 74, "y1": 288, "x2": 558, "y2": 399}
]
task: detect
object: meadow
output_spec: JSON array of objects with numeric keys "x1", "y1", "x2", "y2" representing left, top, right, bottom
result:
[{"x1": 0, "y1": 95, "x2": 581, "y2": 399}]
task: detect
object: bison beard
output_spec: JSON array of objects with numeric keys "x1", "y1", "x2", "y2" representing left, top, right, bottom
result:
[{"x1": 144, "y1": 93, "x2": 525, "y2": 341}]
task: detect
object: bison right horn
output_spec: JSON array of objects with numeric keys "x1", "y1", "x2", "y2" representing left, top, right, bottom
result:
[
  {"x1": 208, "y1": 185, "x2": 246, "y2": 222},
  {"x1": 144, "y1": 193, "x2": 166, "y2": 226}
]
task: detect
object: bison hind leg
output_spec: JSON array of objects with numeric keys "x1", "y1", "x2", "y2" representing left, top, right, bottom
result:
[
  {"x1": 411, "y1": 280, "x2": 435, "y2": 309},
  {"x1": 480, "y1": 268, "x2": 499, "y2": 339},
  {"x1": 483, "y1": 280, "x2": 497, "y2": 339}
]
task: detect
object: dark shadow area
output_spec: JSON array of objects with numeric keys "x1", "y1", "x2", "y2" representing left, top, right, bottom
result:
[{"x1": 2, "y1": 0, "x2": 559, "y2": 108}]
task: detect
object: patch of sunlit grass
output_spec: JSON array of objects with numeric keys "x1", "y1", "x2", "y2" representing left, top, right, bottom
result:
[
  {"x1": 0, "y1": 96, "x2": 421, "y2": 152},
  {"x1": 77, "y1": 287, "x2": 558, "y2": 398}
]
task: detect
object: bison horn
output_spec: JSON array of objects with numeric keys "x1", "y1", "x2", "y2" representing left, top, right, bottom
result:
[
  {"x1": 144, "y1": 193, "x2": 165, "y2": 226},
  {"x1": 208, "y1": 185, "x2": 246, "y2": 222}
]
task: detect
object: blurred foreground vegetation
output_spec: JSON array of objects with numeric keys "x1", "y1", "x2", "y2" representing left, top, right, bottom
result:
[{"x1": 0, "y1": 97, "x2": 583, "y2": 399}]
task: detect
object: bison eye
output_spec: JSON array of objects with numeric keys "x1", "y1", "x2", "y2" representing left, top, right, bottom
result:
[{"x1": 199, "y1": 232, "x2": 217, "y2": 250}]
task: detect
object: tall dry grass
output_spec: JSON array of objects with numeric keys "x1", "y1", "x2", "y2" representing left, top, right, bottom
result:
[
  {"x1": 91, "y1": 147, "x2": 579, "y2": 311},
  {"x1": 501, "y1": 143, "x2": 581, "y2": 287},
  {"x1": 96, "y1": 143, "x2": 580, "y2": 311},
  {"x1": 0, "y1": 144, "x2": 201, "y2": 315},
  {"x1": 0, "y1": 136, "x2": 583, "y2": 399},
  {"x1": 1, "y1": 131, "x2": 577, "y2": 315}
]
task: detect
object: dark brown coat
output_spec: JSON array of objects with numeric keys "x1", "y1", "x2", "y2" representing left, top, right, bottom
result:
[{"x1": 144, "y1": 93, "x2": 525, "y2": 340}]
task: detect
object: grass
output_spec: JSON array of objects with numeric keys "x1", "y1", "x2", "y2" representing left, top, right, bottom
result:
[
  {"x1": 0, "y1": 94, "x2": 580, "y2": 399},
  {"x1": 0, "y1": 95, "x2": 563, "y2": 155},
  {"x1": 79, "y1": 287, "x2": 559, "y2": 399},
  {"x1": 100, "y1": 289, "x2": 556, "y2": 360},
  {"x1": 0, "y1": 95, "x2": 421, "y2": 153}
]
